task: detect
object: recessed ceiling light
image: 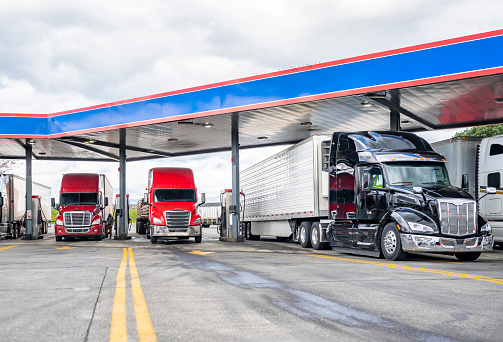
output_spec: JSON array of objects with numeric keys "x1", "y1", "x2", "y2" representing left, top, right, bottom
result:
[
  {"x1": 84, "y1": 139, "x2": 95, "y2": 144},
  {"x1": 361, "y1": 101, "x2": 373, "y2": 107},
  {"x1": 27, "y1": 139, "x2": 35, "y2": 145},
  {"x1": 203, "y1": 123, "x2": 214, "y2": 128},
  {"x1": 300, "y1": 122, "x2": 312, "y2": 126}
]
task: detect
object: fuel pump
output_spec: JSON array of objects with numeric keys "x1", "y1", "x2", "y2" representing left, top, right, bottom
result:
[{"x1": 219, "y1": 189, "x2": 245, "y2": 241}]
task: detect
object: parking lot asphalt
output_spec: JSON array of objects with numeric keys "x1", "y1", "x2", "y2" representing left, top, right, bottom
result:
[{"x1": 1, "y1": 226, "x2": 502, "y2": 341}]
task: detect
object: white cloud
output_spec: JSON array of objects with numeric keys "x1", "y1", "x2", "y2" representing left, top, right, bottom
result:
[{"x1": 2, "y1": 0, "x2": 502, "y2": 204}]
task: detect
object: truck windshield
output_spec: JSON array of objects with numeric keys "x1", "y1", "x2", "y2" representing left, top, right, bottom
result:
[
  {"x1": 60, "y1": 193, "x2": 98, "y2": 205},
  {"x1": 154, "y1": 189, "x2": 196, "y2": 202},
  {"x1": 385, "y1": 162, "x2": 451, "y2": 187}
]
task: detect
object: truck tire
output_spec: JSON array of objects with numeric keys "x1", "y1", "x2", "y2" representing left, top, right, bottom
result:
[
  {"x1": 195, "y1": 236, "x2": 202, "y2": 243},
  {"x1": 381, "y1": 223, "x2": 407, "y2": 261},
  {"x1": 299, "y1": 221, "x2": 312, "y2": 248},
  {"x1": 454, "y1": 252, "x2": 481, "y2": 261},
  {"x1": 311, "y1": 222, "x2": 328, "y2": 250},
  {"x1": 56, "y1": 236, "x2": 62, "y2": 241},
  {"x1": 151, "y1": 236, "x2": 157, "y2": 244},
  {"x1": 97, "y1": 234, "x2": 103, "y2": 241},
  {"x1": 136, "y1": 221, "x2": 140, "y2": 234}
]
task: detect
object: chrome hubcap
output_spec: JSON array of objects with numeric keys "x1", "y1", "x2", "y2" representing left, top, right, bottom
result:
[
  {"x1": 300, "y1": 227, "x2": 306, "y2": 244},
  {"x1": 312, "y1": 226, "x2": 319, "y2": 245},
  {"x1": 383, "y1": 230, "x2": 397, "y2": 254}
]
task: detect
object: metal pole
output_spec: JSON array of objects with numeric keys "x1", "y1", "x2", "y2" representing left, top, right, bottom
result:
[
  {"x1": 389, "y1": 90, "x2": 400, "y2": 131},
  {"x1": 231, "y1": 115, "x2": 242, "y2": 242},
  {"x1": 25, "y1": 139, "x2": 33, "y2": 240},
  {"x1": 119, "y1": 129, "x2": 127, "y2": 240}
]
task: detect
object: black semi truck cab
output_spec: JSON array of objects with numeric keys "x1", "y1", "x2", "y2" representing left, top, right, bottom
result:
[{"x1": 323, "y1": 131, "x2": 494, "y2": 261}]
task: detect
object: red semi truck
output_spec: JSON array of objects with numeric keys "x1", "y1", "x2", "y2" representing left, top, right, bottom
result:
[
  {"x1": 137, "y1": 167, "x2": 205, "y2": 243},
  {"x1": 53, "y1": 173, "x2": 113, "y2": 241}
]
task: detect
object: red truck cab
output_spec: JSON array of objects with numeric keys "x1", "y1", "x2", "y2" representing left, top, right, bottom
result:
[
  {"x1": 54, "y1": 173, "x2": 113, "y2": 241},
  {"x1": 146, "y1": 168, "x2": 205, "y2": 243}
]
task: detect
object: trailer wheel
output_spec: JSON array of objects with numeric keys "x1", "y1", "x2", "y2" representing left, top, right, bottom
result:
[
  {"x1": 195, "y1": 236, "x2": 202, "y2": 243},
  {"x1": 454, "y1": 252, "x2": 481, "y2": 261},
  {"x1": 311, "y1": 222, "x2": 328, "y2": 250},
  {"x1": 381, "y1": 223, "x2": 407, "y2": 261},
  {"x1": 56, "y1": 236, "x2": 62, "y2": 241},
  {"x1": 299, "y1": 221, "x2": 312, "y2": 248}
]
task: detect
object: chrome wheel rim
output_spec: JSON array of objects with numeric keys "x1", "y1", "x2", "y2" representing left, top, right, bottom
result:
[
  {"x1": 383, "y1": 230, "x2": 397, "y2": 254},
  {"x1": 312, "y1": 226, "x2": 319, "y2": 245},
  {"x1": 300, "y1": 227, "x2": 306, "y2": 244}
]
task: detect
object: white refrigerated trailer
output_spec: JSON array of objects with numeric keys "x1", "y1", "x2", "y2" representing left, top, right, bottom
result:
[
  {"x1": 432, "y1": 135, "x2": 503, "y2": 243},
  {"x1": 0, "y1": 174, "x2": 52, "y2": 239},
  {"x1": 241, "y1": 135, "x2": 330, "y2": 242},
  {"x1": 198, "y1": 202, "x2": 221, "y2": 227}
]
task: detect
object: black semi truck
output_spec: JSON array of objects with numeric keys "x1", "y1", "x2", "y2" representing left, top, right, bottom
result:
[{"x1": 323, "y1": 131, "x2": 494, "y2": 261}]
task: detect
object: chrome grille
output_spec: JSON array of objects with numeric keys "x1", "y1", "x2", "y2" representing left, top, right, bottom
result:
[
  {"x1": 437, "y1": 199, "x2": 476, "y2": 236},
  {"x1": 63, "y1": 211, "x2": 92, "y2": 227},
  {"x1": 165, "y1": 210, "x2": 190, "y2": 228}
]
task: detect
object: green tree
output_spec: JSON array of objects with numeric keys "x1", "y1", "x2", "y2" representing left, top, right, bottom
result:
[{"x1": 454, "y1": 124, "x2": 503, "y2": 138}]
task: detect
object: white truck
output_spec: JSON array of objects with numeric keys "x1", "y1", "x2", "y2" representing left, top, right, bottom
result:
[
  {"x1": 432, "y1": 135, "x2": 503, "y2": 243},
  {"x1": 241, "y1": 135, "x2": 330, "y2": 241},
  {"x1": 0, "y1": 174, "x2": 52, "y2": 239}
]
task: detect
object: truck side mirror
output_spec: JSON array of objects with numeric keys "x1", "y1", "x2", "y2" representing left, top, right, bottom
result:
[
  {"x1": 413, "y1": 187, "x2": 423, "y2": 194},
  {"x1": 478, "y1": 187, "x2": 497, "y2": 201},
  {"x1": 198, "y1": 193, "x2": 206, "y2": 206},
  {"x1": 461, "y1": 174, "x2": 469, "y2": 190},
  {"x1": 104, "y1": 197, "x2": 109, "y2": 207},
  {"x1": 143, "y1": 193, "x2": 148, "y2": 203},
  {"x1": 51, "y1": 198, "x2": 56, "y2": 208}
]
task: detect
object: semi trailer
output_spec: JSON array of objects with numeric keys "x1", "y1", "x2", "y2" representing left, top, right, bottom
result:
[
  {"x1": 241, "y1": 132, "x2": 494, "y2": 261},
  {"x1": 137, "y1": 167, "x2": 205, "y2": 243},
  {"x1": 432, "y1": 135, "x2": 503, "y2": 243},
  {"x1": 53, "y1": 173, "x2": 113, "y2": 241},
  {"x1": 0, "y1": 174, "x2": 51, "y2": 239},
  {"x1": 198, "y1": 202, "x2": 221, "y2": 227}
]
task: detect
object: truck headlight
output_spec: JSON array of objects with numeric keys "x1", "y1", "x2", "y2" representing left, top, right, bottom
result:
[
  {"x1": 193, "y1": 217, "x2": 202, "y2": 224},
  {"x1": 408, "y1": 222, "x2": 435, "y2": 233},
  {"x1": 480, "y1": 222, "x2": 492, "y2": 234},
  {"x1": 56, "y1": 218, "x2": 63, "y2": 226},
  {"x1": 153, "y1": 217, "x2": 163, "y2": 225},
  {"x1": 92, "y1": 218, "x2": 101, "y2": 225}
]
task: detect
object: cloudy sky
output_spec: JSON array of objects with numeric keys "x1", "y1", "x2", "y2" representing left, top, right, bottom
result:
[{"x1": 1, "y1": 0, "x2": 502, "y2": 202}]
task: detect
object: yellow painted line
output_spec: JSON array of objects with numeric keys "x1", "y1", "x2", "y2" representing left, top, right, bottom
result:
[
  {"x1": 0, "y1": 245, "x2": 19, "y2": 252},
  {"x1": 308, "y1": 254, "x2": 503, "y2": 284},
  {"x1": 55, "y1": 246, "x2": 77, "y2": 250},
  {"x1": 110, "y1": 248, "x2": 128, "y2": 342},
  {"x1": 189, "y1": 250, "x2": 214, "y2": 255},
  {"x1": 128, "y1": 248, "x2": 157, "y2": 342}
]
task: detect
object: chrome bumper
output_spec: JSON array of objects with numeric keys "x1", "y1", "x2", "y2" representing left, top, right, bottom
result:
[
  {"x1": 400, "y1": 234, "x2": 494, "y2": 253},
  {"x1": 152, "y1": 225, "x2": 201, "y2": 237}
]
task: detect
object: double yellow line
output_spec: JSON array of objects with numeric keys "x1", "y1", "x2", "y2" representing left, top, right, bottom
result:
[{"x1": 110, "y1": 248, "x2": 157, "y2": 342}]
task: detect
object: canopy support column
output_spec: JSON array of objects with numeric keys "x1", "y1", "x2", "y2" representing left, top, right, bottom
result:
[
  {"x1": 25, "y1": 139, "x2": 33, "y2": 240},
  {"x1": 119, "y1": 129, "x2": 127, "y2": 240},
  {"x1": 389, "y1": 90, "x2": 400, "y2": 131},
  {"x1": 231, "y1": 114, "x2": 244, "y2": 242}
]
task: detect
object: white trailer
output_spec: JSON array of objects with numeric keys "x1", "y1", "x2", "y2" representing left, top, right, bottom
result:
[
  {"x1": 198, "y1": 202, "x2": 221, "y2": 227},
  {"x1": 432, "y1": 135, "x2": 503, "y2": 243},
  {"x1": 241, "y1": 135, "x2": 330, "y2": 241},
  {"x1": 0, "y1": 174, "x2": 52, "y2": 238}
]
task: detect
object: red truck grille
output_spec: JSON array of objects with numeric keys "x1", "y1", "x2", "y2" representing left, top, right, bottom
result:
[
  {"x1": 64, "y1": 211, "x2": 92, "y2": 227},
  {"x1": 165, "y1": 210, "x2": 190, "y2": 228}
]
